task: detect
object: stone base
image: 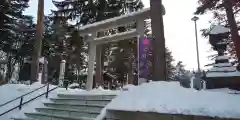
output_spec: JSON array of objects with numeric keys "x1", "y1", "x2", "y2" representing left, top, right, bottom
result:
[
  {"x1": 205, "y1": 76, "x2": 240, "y2": 90},
  {"x1": 106, "y1": 110, "x2": 239, "y2": 120}
]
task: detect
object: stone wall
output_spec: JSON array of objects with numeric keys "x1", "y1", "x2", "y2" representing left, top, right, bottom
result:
[{"x1": 105, "y1": 110, "x2": 239, "y2": 120}]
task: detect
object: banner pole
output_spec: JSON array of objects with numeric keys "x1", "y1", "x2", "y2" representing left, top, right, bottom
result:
[{"x1": 137, "y1": 35, "x2": 140, "y2": 85}]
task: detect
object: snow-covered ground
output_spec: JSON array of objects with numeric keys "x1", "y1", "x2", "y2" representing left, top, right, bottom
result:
[
  {"x1": 0, "y1": 82, "x2": 44, "y2": 105},
  {"x1": 0, "y1": 82, "x2": 57, "y2": 119},
  {"x1": 106, "y1": 81, "x2": 240, "y2": 119},
  {"x1": 6, "y1": 88, "x2": 85, "y2": 120},
  {"x1": 59, "y1": 86, "x2": 120, "y2": 96},
  {"x1": 3, "y1": 81, "x2": 240, "y2": 120}
]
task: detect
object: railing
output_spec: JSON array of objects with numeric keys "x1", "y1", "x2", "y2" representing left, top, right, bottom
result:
[{"x1": 0, "y1": 83, "x2": 58, "y2": 116}]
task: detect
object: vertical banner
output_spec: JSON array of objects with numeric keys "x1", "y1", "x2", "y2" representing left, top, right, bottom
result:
[{"x1": 138, "y1": 36, "x2": 152, "y2": 84}]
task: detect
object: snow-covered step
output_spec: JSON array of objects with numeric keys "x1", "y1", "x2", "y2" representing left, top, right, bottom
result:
[
  {"x1": 25, "y1": 112, "x2": 94, "y2": 120},
  {"x1": 13, "y1": 118, "x2": 37, "y2": 120},
  {"x1": 50, "y1": 98, "x2": 111, "y2": 105},
  {"x1": 35, "y1": 107, "x2": 100, "y2": 118},
  {"x1": 57, "y1": 94, "x2": 116, "y2": 100},
  {"x1": 44, "y1": 102, "x2": 105, "y2": 112},
  {"x1": 13, "y1": 93, "x2": 117, "y2": 120}
]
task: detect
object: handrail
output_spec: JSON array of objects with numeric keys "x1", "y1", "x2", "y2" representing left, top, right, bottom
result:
[
  {"x1": 0, "y1": 83, "x2": 58, "y2": 116},
  {"x1": 0, "y1": 84, "x2": 47, "y2": 108}
]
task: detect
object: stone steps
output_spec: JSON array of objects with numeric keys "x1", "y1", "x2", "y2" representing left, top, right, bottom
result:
[
  {"x1": 13, "y1": 94, "x2": 117, "y2": 120},
  {"x1": 50, "y1": 98, "x2": 111, "y2": 105},
  {"x1": 57, "y1": 94, "x2": 116, "y2": 100},
  {"x1": 43, "y1": 102, "x2": 105, "y2": 112},
  {"x1": 13, "y1": 118, "x2": 37, "y2": 120},
  {"x1": 35, "y1": 107, "x2": 100, "y2": 118},
  {"x1": 25, "y1": 112, "x2": 94, "y2": 120}
]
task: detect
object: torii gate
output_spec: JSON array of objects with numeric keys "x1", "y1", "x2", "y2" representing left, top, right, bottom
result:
[{"x1": 77, "y1": 7, "x2": 166, "y2": 90}]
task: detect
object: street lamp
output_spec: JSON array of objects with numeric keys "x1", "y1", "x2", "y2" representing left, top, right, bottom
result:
[{"x1": 191, "y1": 16, "x2": 201, "y2": 72}]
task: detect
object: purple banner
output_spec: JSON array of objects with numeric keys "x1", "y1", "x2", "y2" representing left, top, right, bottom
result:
[{"x1": 138, "y1": 36, "x2": 152, "y2": 78}]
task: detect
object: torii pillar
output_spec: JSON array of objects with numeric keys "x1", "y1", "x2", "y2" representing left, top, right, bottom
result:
[{"x1": 86, "y1": 34, "x2": 97, "y2": 90}]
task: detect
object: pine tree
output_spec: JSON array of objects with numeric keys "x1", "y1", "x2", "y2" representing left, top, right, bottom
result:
[
  {"x1": 148, "y1": 47, "x2": 175, "y2": 80},
  {"x1": 0, "y1": 0, "x2": 32, "y2": 82},
  {"x1": 195, "y1": 0, "x2": 240, "y2": 66}
]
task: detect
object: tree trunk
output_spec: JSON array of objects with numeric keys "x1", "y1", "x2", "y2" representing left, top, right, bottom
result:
[
  {"x1": 224, "y1": 0, "x2": 240, "y2": 69},
  {"x1": 30, "y1": 0, "x2": 44, "y2": 83},
  {"x1": 5, "y1": 54, "x2": 11, "y2": 82},
  {"x1": 150, "y1": 0, "x2": 166, "y2": 81}
]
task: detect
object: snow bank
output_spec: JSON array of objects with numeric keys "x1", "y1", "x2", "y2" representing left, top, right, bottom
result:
[
  {"x1": 122, "y1": 84, "x2": 136, "y2": 91},
  {"x1": 209, "y1": 66, "x2": 236, "y2": 72},
  {"x1": 68, "y1": 83, "x2": 80, "y2": 88},
  {"x1": 205, "y1": 88, "x2": 240, "y2": 94},
  {"x1": 0, "y1": 82, "x2": 57, "y2": 119},
  {"x1": 210, "y1": 25, "x2": 229, "y2": 34},
  {"x1": 0, "y1": 82, "x2": 44, "y2": 105},
  {"x1": 59, "y1": 86, "x2": 120, "y2": 96},
  {"x1": 206, "y1": 71, "x2": 240, "y2": 77},
  {"x1": 216, "y1": 56, "x2": 229, "y2": 60},
  {"x1": 213, "y1": 63, "x2": 232, "y2": 67},
  {"x1": 107, "y1": 81, "x2": 240, "y2": 119},
  {"x1": 9, "y1": 88, "x2": 64, "y2": 120}
]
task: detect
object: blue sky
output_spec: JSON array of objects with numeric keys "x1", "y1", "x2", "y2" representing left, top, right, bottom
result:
[{"x1": 24, "y1": 0, "x2": 213, "y2": 70}]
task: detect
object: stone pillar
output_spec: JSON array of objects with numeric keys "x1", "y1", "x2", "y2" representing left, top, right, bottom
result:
[
  {"x1": 58, "y1": 60, "x2": 66, "y2": 86},
  {"x1": 137, "y1": 20, "x2": 145, "y2": 36},
  {"x1": 86, "y1": 34, "x2": 96, "y2": 90},
  {"x1": 95, "y1": 44, "x2": 103, "y2": 87}
]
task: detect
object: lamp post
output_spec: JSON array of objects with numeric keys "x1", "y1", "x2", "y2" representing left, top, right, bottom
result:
[{"x1": 191, "y1": 16, "x2": 201, "y2": 72}]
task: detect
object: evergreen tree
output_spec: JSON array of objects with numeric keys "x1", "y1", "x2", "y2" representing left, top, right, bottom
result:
[
  {"x1": 0, "y1": 0, "x2": 33, "y2": 82},
  {"x1": 195, "y1": 0, "x2": 240, "y2": 66},
  {"x1": 148, "y1": 47, "x2": 175, "y2": 80}
]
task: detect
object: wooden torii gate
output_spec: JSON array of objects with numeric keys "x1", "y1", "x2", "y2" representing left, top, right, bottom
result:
[{"x1": 78, "y1": 7, "x2": 165, "y2": 90}]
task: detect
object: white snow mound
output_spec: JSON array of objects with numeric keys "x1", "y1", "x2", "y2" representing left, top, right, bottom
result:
[
  {"x1": 210, "y1": 25, "x2": 229, "y2": 34},
  {"x1": 107, "y1": 81, "x2": 240, "y2": 119}
]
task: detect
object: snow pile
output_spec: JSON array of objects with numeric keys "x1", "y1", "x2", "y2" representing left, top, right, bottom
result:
[
  {"x1": 68, "y1": 83, "x2": 80, "y2": 88},
  {"x1": 216, "y1": 56, "x2": 230, "y2": 60},
  {"x1": 206, "y1": 88, "x2": 240, "y2": 94},
  {"x1": 122, "y1": 84, "x2": 136, "y2": 91},
  {"x1": 59, "y1": 86, "x2": 120, "y2": 96},
  {"x1": 209, "y1": 25, "x2": 229, "y2": 34},
  {"x1": 209, "y1": 66, "x2": 236, "y2": 72},
  {"x1": 9, "y1": 88, "x2": 68, "y2": 120},
  {"x1": 213, "y1": 63, "x2": 232, "y2": 67},
  {"x1": 207, "y1": 69, "x2": 240, "y2": 77},
  {"x1": 0, "y1": 82, "x2": 44, "y2": 105},
  {"x1": 107, "y1": 81, "x2": 240, "y2": 119},
  {"x1": 0, "y1": 82, "x2": 57, "y2": 119},
  {"x1": 206, "y1": 55, "x2": 240, "y2": 77}
]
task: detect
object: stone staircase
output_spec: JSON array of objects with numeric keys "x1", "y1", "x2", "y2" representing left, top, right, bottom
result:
[{"x1": 13, "y1": 94, "x2": 116, "y2": 120}]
